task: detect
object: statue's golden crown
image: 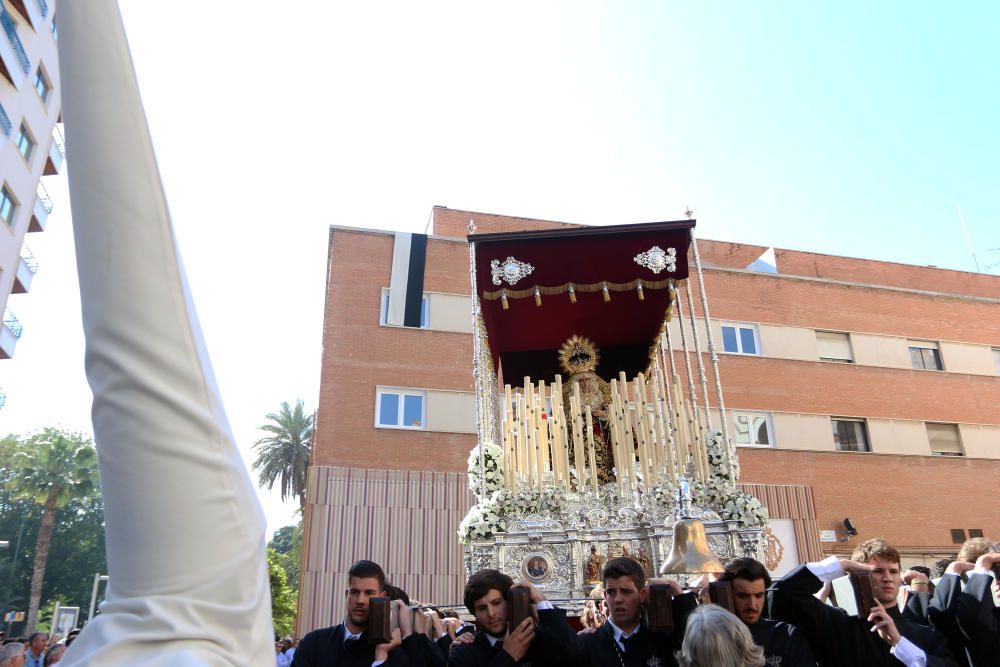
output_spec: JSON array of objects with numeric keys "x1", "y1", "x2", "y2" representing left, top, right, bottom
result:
[{"x1": 558, "y1": 335, "x2": 599, "y2": 374}]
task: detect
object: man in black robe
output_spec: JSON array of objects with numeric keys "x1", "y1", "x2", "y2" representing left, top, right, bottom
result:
[
  {"x1": 576, "y1": 557, "x2": 696, "y2": 667},
  {"x1": 447, "y1": 569, "x2": 580, "y2": 667},
  {"x1": 293, "y1": 560, "x2": 410, "y2": 667},
  {"x1": 719, "y1": 557, "x2": 817, "y2": 666},
  {"x1": 769, "y1": 538, "x2": 960, "y2": 667},
  {"x1": 942, "y1": 551, "x2": 1000, "y2": 667}
]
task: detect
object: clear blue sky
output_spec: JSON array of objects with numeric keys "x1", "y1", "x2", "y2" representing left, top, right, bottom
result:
[{"x1": 2, "y1": 2, "x2": 997, "y2": 533}]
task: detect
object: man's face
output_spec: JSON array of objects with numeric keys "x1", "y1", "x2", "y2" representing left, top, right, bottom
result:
[
  {"x1": 868, "y1": 557, "x2": 901, "y2": 605},
  {"x1": 604, "y1": 576, "x2": 645, "y2": 628},
  {"x1": 30, "y1": 635, "x2": 46, "y2": 653},
  {"x1": 473, "y1": 588, "x2": 508, "y2": 636},
  {"x1": 732, "y1": 577, "x2": 766, "y2": 625},
  {"x1": 345, "y1": 576, "x2": 383, "y2": 629}
]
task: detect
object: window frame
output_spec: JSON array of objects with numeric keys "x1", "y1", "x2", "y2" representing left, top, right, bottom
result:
[
  {"x1": 831, "y1": 417, "x2": 871, "y2": 453},
  {"x1": 379, "y1": 287, "x2": 429, "y2": 329},
  {"x1": 730, "y1": 410, "x2": 774, "y2": 448},
  {"x1": 720, "y1": 322, "x2": 761, "y2": 356},
  {"x1": 15, "y1": 123, "x2": 34, "y2": 162},
  {"x1": 374, "y1": 387, "x2": 427, "y2": 430},
  {"x1": 908, "y1": 340, "x2": 943, "y2": 371},
  {"x1": 33, "y1": 65, "x2": 50, "y2": 103},
  {"x1": 816, "y1": 330, "x2": 854, "y2": 364},
  {"x1": 0, "y1": 185, "x2": 17, "y2": 227},
  {"x1": 926, "y1": 422, "x2": 963, "y2": 457},
  {"x1": 992, "y1": 347, "x2": 1000, "y2": 376}
]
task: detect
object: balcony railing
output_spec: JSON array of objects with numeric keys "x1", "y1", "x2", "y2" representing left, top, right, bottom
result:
[
  {"x1": 37, "y1": 180, "x2": 52, "y2": 213},
  {"x1": 0, "y1": 388, "x2": 6, "y2": 409},
  {"x1": 3, "y1": 309, "x2": 23, "y2": 338},
  {"x1": 51, "y1": 123, "x2": 64, "y2": 157},
  {"x1": 0, "y1": 9, "x2": 30, "y2": 75},
  {"x1": 20, "y1": 246, "x2": 37, "y2": 273},
  {"x1": 35, "y1": 0, "x2": 48, "y2": 18},
  {"x1": 0, "y1": 102, "x2": 10, "y2": 137}
]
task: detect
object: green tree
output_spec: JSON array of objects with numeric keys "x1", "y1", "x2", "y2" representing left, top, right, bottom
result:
[
  {"x1": 7, "y1": 429, "x2": 99, "y2": 632},
  {"x1": 252, "y1": 401, "x2": 313, "y2": 511},
  {"x1": 268, "y1": 517, "x2": 303, "y2": 591},
  {"x1": 267, "y1": 548, "x2": 297, "y2": 639}
]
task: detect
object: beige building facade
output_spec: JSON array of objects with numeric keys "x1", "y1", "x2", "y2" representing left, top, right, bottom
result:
[{"x1": 0, "y1": 0, "x2": 62, "y2": 401}]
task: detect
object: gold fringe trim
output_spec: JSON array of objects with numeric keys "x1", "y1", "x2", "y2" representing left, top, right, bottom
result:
[{"x1": 481, "y1": 278, "x2": 673, "y2": 301}]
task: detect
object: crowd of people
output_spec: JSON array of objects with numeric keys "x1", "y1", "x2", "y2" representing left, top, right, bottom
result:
[
  {"x1": 290, "y1": 535, "x2": 999, "y2": 667},
  {"x1": 0, "y1": 630, "x2": 80, "y2": 667}
]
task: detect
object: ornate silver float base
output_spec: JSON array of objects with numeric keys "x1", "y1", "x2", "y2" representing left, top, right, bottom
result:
[{"x1": 464, "y1": 507, "x2": 762, "y2": 615}]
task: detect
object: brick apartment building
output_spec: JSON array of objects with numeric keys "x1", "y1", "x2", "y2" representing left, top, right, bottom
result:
[{"x1": 298, "y1": 206, "x2": 1000, "y2": 632}]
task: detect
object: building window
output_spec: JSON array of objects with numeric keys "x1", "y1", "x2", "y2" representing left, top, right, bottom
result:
[
  {"x1": 816, "y1": 331, "x2": 854, "y2": 363},
  {"x1": 16, "y1": 124, "x2": 34, "y2": 162},
  {"x1": 908, "y1": 340, "x2": 942, "y2": 370},
  {"x1": 731, "y1": 411, "x2": 772, "y2": 446},
  {"x1": 832, "y1": 418, "x2": 870, "y2": 452},
  {"x1": 968, "y1": 528, "x2": 984, "y2": 538},
  {"x1": 950, "y1": 529, "x2": 966, "y2": 544},
  {"x1": 721, "y1": 323, "x2": 759, "y2": 355},
  {"x1": 33, "y1": 66, "x2": 50, "y2": 102},
  {"x1": 926, "y1": 422, "x2": 963, "y2": 456},
  {"x1": 992, "y1": 348, "x2": 1000, "y2": 375},
  {"x1": 376, "y1": 388, "x2": 425, "y2": 429},
  {"x1": 380, "y1": 288, "x2": 429, "y2": 328},
  {"x1": 0, "y1": 185, "x2": 16, "y2": 227}
]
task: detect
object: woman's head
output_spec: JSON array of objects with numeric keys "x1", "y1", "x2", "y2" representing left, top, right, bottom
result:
[{"x1": 677, "y1": 604, "x2": 764, "y2": 667}]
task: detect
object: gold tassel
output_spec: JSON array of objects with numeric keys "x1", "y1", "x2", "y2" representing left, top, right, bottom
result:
[
  {"x1": 602, "y1": 282, "x2": 611, "y2": 303},
  {"x1": 534, "y1": 286, "x2": 542, "y2": 307},
  {"x1": 568, "y1": 284, "x2": 577, "y2": 303},
  {"x1": 501, "y1": 290, "x2": 509, "y2": 310},
  {"x1": 637, "y1": 280, "x2": 645, "y2": 301}
]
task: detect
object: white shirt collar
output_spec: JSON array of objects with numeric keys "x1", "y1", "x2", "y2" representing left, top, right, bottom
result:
[
  {"x1": 606, "y1": 618, "x2": 640, "y2": 647},
  {"x1": 343, "y1": 621, "x2": 363, "y2": 644},
  {"x1": 486, "y1": 633, "x2": 504, "y2": 647}
]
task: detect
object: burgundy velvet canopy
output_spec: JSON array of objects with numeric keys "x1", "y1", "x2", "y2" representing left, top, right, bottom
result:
[{"x1": 469, "y1": 220, "x2": 695, "y2": 382}]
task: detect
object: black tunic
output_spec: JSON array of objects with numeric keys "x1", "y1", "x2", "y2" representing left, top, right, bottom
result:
[
  {"x1": 769, "y1": 564, "x2": 960, "y2": 667},
  {"x1": 575, "y1": 592, "x2": 697, "y2": 667},
  {"x1": 446, "y1": 607, "x2": 582, "y2": 667},
  {"x1": 747, "y1": 618, "x2": 818, "y2": 667},
  {"x1": 292, "y1": 623, "x2": 411, "y2": 667},
  {"x1": 954, "y1": 573, "x2": 1000, "y2": 667}
]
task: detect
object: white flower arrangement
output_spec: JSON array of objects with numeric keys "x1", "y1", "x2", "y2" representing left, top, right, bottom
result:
[
  {"x1": 458, "y1": 494, "x2": 507, "y2": 543},
  {"x1": 686, "y1": 430, "x2": 767, "y2": 528},
  {"x1": 539, "y1": 486, "x2": 567, "y2": 515},
  {"x1": 650, "y1": 479, "x2": 677, "y2": 513},
  {"x1": 466, "y1": 443, "x2": 504, "y2": 500}
]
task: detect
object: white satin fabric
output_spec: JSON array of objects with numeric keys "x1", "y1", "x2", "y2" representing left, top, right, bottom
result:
[{"x1": 57, "y1": 2, "x2": 273, "y2": 665}]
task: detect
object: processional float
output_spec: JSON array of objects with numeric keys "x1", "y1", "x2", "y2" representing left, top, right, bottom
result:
[{"x1": 460, "y1": 219, "x2": 769, "y2": 605}]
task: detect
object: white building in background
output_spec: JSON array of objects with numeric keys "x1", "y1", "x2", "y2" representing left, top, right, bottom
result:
[{"x1": 0, "y1": 0, "x2": 62, "y2": 405}]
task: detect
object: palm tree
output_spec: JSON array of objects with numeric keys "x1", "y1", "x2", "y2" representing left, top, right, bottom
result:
[
  {"x1": 252, "y1": 400, "x2": 313, "y2": 511},
  {"x1": 8, "y1": 429, "x2": 99, "y2": 633}
]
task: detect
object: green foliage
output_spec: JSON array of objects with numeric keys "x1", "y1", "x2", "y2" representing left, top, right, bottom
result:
[
  {"x1": 9, "y1": 429, "x2": 98, "y2": 509},
  {"x1": 267, "y1": 547, "x2": 297, "y2": 639},
  {"x1": 268, "y1": 518, "x2": 303, "y2": 591},
  {"x1": 0, "y1": 430, "x2": 105, "y2": 635},
  {"x1": 252, "y1": 401, "x2": 313, "y2": 510}
]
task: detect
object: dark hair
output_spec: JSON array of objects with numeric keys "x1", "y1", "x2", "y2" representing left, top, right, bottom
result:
[
  {"x1": 348, "y1": 560, "x2": 386, "y2": 591},
  {"x1": 909, "y1": 565, "x2": 931, "y2": 577},
  {"x1": 931, "y1": 559, "x2": 952, "y2": 579},
  {"x1": 464, "y1": 569, "x2": 513, "y2": 614},
  {"x1": 28, "y1": 633, "x2": 46, "y2": 644},
  {"x1": 720, "y1": 557, "x2": 772, "y2": 588},
  {"x1": 384, "y1": 583, "x2": 410, "y2": 605},
  {"x1": 602, "y1": 557, "x2": 645, "y2": 589}
]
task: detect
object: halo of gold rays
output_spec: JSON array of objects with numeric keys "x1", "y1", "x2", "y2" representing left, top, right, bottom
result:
[{"x1": 558, "y1": 335, "x2": 599, "y2": 375}]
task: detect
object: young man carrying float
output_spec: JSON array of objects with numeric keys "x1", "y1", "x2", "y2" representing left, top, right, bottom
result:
[
  {"x1": 577, "y1": 557, "x2": 697, "y2": 667},
  {"x1": 447, "y1": 570, "x2": 579, "y2": 667},
  {"x1": 769, "y1": 538, "x2": 960, "y2": 667}
]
